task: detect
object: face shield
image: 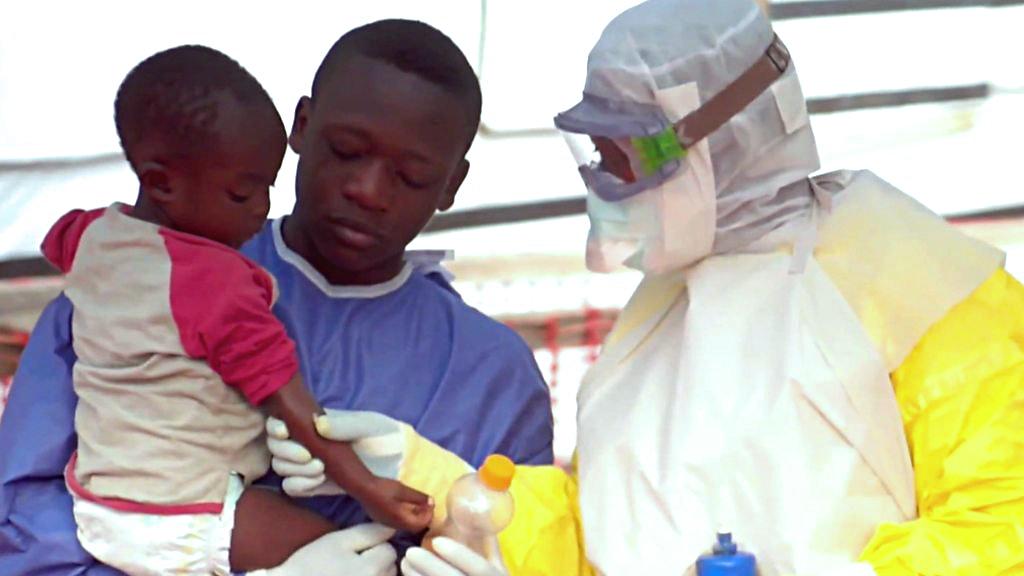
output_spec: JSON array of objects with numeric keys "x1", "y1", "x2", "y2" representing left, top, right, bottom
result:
[
  {"x1": 558, "y1": 97, "x2": 687, "y2": 202},
  {"x1": 555, "y1": 35, "x2": 792, "y2": 204}
]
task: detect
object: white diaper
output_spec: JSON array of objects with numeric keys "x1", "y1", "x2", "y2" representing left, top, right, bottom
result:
[{"x1": 69, "y1": 472, "x2": 244, "y2": 576}]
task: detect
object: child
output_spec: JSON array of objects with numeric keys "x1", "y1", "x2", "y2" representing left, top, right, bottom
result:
[{"x1": 43, "y1": 45, "x2": 432, "y2": 575}]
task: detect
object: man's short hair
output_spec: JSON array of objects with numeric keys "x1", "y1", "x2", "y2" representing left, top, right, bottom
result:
[
  {"x1": 114, "y1": 45, "x2": 278, "y2": 166},
  {"x1": 312, "y1": 19, "x2": 483, "y2": 150}
]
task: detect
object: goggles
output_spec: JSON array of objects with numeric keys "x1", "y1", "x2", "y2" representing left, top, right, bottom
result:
[{"x1": 555, "y1": 34, "x2": 791, "y2": 202}]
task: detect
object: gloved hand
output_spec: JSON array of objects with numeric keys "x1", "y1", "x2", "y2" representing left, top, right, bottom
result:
[
  {"x1": 266, "y1": 410, "x2": 406, "y2": 497},
  {"x1": 266, "y1": 409, "x2": 472, "y2": 527},
  {"x1": 247, "y1": 523, "x2": 397, "y2": 576},
  {"x1": 401, "y1": 538, "x2": 506, "y2": 576}
]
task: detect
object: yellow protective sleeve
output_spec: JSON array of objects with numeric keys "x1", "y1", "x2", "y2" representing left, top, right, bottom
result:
[
  {"x1": 395, "y1": 425, "x2": 593, "y2": 573},
  {"x1": 498, "y1": 464, "x2": 595, "y2": 576},
  {"x1": 860, "y1": 269, "x2": 1024, "y2": 575},
  {"x1": 395, "y1": 424, "x2": 474, "y2": 530}
]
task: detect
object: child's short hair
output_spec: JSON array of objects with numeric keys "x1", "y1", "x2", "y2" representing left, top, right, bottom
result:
[
  {"x1": 114, "y1": 45, "x2": 278, "y2": 168},
  {"x1": 312, "y1": 20, "x2": 482, "y2": 151}
]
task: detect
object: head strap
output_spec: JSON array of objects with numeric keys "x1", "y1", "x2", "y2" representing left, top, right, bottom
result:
[{"x1": 674, "y1": 34, "x2": 791, "y2": 148}]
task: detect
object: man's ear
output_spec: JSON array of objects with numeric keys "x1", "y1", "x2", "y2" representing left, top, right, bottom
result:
[
  {"x1": 437, "y1": 159, "x2": 469, "y2": 212},
  {"x1": 137, "y1": 161, "x2": 174, "y2": 205},
  {"x1": 289, "y1": 96, "x2": 313, "y2": 154}
]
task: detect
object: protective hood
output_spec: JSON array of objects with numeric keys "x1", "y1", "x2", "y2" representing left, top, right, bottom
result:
[{"x1": 560, "y1": 0, "x2": 821, "y2": 273}]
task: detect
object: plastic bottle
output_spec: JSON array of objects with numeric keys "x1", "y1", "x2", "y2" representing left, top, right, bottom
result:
[
  {"x1": 423, "y1": 454, "x2": 516, "y2": 564},
  {"x1": 695, "y1": 532, "x2": 757, "y2": 576}
]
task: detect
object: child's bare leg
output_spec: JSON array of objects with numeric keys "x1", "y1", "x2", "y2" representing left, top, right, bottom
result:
[{"x1": 229, "y1": 486, "x2": 335, "y2": 572}]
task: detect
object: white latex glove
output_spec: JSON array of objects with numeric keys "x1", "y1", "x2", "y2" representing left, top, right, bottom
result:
[
  {"x1": 266, "y1": 410, "x2": 405, "y2": 498},
  {"x1": 247, "y1": 523, "x2": 398, "y2": 576},
  {"x1": 268, "y1": 408, "x2": 472, "y2": 530},
  {"x1": 401, "y1": 538, "x2": 506, "y2": 576}
]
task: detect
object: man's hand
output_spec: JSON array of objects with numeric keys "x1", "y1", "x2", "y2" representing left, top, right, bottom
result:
[
  {"x1": 401, "y1": 538, "x2": 506, "y2": 576},
  {"x1": 249, "y1": 523, "x2": 398, "y2": 576},
  {"x1": 266, "y1": 410, "x2": 406, "y2": 498}
]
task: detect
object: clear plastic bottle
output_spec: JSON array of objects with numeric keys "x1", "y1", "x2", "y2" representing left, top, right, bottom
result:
[{"x1": 423, "y1": 454, "x2": 516, "y2": 564}]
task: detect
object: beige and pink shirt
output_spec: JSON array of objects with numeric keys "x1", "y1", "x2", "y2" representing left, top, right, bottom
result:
[{"x1": 43, "y1": 205, "x2": 298, "y2": 513}]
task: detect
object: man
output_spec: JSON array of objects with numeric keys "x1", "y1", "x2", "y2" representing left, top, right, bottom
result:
[
  {"x1": 276, "y1": 2, "x2": 1024, "y2": 575},
  {"x1": 0, "y1": 20, "x2": 553, "y2": 576}
]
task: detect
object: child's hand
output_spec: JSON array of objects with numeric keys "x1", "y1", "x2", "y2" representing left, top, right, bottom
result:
[{"x1": 361, "y1": 477, "x2": 435, "y2": 533}]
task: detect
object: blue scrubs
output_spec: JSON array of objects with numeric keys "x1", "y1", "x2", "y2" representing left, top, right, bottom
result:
[{"x1": 0, "y1": 219, "x2": 554, "y2": 575}]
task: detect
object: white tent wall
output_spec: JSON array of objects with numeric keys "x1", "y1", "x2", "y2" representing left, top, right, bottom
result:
[
  {"x1": 0, "y1": 0, "x2": 482, "y2": 259},
  {"x1": 3, "y1": 1, "x2": 1024, "y2": 320},
  {"x1": 3, "y1": 2, "x2": 1024, "y2": 261}
]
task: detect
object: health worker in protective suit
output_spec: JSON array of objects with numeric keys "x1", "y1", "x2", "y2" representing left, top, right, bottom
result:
[{"x1": 267, "y1": 1, "x2": 1024, "y2": 574}]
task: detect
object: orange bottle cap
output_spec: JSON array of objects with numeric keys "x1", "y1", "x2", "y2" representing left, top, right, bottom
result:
[{"x1": 479, "y1": 454, "x2": 515, "y2": 491}]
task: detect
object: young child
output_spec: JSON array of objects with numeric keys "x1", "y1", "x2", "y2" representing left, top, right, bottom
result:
[{"x1": 43, "y1": 45, "x2": 432, "y2": 575}]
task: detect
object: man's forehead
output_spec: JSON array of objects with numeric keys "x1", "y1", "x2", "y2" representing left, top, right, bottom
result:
[
  {"x1": 311, "y1": 55, "x2": 469, "y2": 160},
  {"x1": 315, "y1": 54, "x2": 441, "y2": 106}
]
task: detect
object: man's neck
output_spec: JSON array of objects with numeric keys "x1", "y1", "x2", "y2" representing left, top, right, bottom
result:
[{"x1": 280, "y1": 215, "x2": 405, "y2": 287}]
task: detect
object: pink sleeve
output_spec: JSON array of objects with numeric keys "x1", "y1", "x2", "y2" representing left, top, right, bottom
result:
[
  {"x1": 40, "y1": 208, "x2": 106, "y2": 273},
  {"x1": 162, "y1": 230, "x2": 299, "y2": 405}
]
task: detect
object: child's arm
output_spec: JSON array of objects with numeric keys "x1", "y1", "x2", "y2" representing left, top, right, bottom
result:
[
  {"x1": 262, "y1": 374, "x2": 433, "y2": 532},
  {"x1": 171, "y1": 249, "x2": 432, "y2": 531}
]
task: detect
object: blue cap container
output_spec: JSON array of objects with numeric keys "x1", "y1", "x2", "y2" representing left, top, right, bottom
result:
[{"x1": 695, "y1": 532, "x2": 756, "y2": 576}]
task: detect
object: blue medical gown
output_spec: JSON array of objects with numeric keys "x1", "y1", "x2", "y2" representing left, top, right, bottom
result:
[{"x1": 0, "y1": 221, "x2": 554, "y2": 575}]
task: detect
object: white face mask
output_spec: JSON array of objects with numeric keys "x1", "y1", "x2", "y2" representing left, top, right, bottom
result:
[{"x1": 585, "y1": 82, "x2": 718, "y2": 275}]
